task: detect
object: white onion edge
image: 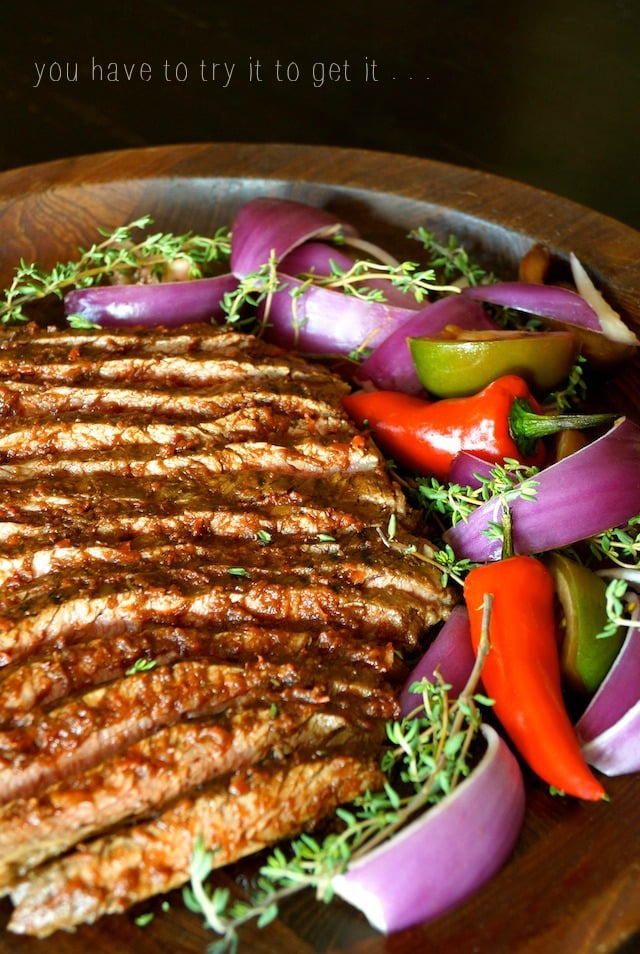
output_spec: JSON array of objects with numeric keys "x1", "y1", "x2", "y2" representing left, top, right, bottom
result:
[
  {"x1": 338, "y1": 235, "x2": 401, "y2": 268},
  {"x1": 597, "y1": 567, "x2": 640, "y2": 586},
  {"x1": 569, "y1": 253, "x2": 639, "y2": 346},
  {"x1": 331, "y1": 724, "x2": 524, "y2": 934}
]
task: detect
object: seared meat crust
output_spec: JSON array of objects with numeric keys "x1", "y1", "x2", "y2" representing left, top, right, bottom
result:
[{"x1": 0, "y1": 322, "x2": 455, "y2": 936}]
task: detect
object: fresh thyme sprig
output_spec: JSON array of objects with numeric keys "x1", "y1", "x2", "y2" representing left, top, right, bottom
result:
[
  {"x1": 546, "y1": 355, "x2": 588, "y2": 411},
  {"x1": 182, "y1": 629, "x2": 492, "y2": 954},
  {"x1": 219, "y1": 251, "x2": 285, "y2": 328},
  {"x1": 308, "y1": 257, "x2": 463, "y2": 303},
  {"x1": 410, "y1": 228, "x2": 491, "y2": 287},
  {"x1": 585, "y1": 519, "x2": 640, "y2": 638},
  {"x1": 125, "y1": 657, "x2": 158, "y2": 676},
  {"x1": 217, "y1": 251, "x2": 463, "y2": 344},
  {"x1": 588, "y1": 515, "x2": 640, "y2": 570},
  {"x1": 416, "y1": 458, "x2": 540, "y2": 530},
  {"x1": 596, "y1": 578, "x2": 640, "y2": 638},
  {"x1": 0, "y1": 217, "x2": 231, "y2": 325}
]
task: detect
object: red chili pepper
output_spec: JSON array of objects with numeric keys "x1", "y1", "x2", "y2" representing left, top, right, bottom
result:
[
  {"x1": 463, "y1": 554, "x2": 606, "y2": 801},
  {"x1": 342, "y1": 374, "x2": 614, "y2": 481}
]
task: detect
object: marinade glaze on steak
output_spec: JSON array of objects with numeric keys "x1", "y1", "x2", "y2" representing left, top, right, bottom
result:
[{"x1": 0, "y1": 322, "x2": 455, "y2": 937}]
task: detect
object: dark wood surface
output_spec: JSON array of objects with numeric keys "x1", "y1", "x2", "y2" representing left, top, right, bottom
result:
[
  {"x1": 1, "y1": 0, "x2": 639, "y2": 230},
  {"x1": 0, "y1": 142, "x2": 639, "y2": 954}
]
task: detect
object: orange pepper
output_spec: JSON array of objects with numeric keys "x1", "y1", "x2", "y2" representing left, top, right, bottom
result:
[{"x1": 464, "y1": 554, "x2": 606, "y2": 801}]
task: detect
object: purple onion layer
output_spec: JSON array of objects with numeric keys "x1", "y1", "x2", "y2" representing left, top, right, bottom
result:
[
  {"x1": 444, "y1": 418, "x2": 640, "y2": 562},
  {"x1": 230, "y1": 197, "x2": 357, "y2": 278},
  {"x1": 64, "y1": 274, "x2": 238, "y2": 328},
  {"x1": 332, "y1": 724, "x2": 525, "y2": 934}
]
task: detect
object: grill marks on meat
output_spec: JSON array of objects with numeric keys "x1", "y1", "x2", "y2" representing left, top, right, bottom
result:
[
  {"x1": 0, "y1": 656, "x2": 388, "y2": 804},
  {"x1": 0, "y1": 625, "x2": 399, "y2": 726},
  {"x1": 0, "y1": 344, "x2": 343, "y2": 391},
  {"x1": 0, "y1": 571, "x2": 442, "y2": 668},
  {"x1": 9, "y1": 747, "x2": 382, "y2": 938},
  {"x1": 0, "y1": 529, "x2": 437, "y2": 601},
  {"x1": 0, "y1": 435, "x2": 380, "y2": 483},
  {"x1": 0, "y1": 408, "x2": 354, "y2": 460},
  {"x1": 0, "y1": 706, "x2": 355, "y2": 888},
  {"x1": 0, "y1": 322, "x2": 454, "y2": 936},
  {"x1": 0, "y1": 469, "x2": 405, "y2": 551}
]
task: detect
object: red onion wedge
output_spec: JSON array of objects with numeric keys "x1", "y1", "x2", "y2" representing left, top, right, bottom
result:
[
  {"x1": 279, "y1": 241, "x2": 355, "y2": 278},
  {"x1": 577, "y1": 598, "x2": 640, "y2": 775},
  {"x1": 448, "y1": 451, "x2": 495, "y2": 490},
  {"x1": 259, "y1": 278, "x2": 417, "y2": 355},
  {"x1": 64, "y1": 273, "x2": 238, "y2": 328},
  {"x1": 357, "y1": 294, "x2": 496, "y2": 394},
  {"x1": 444, "y1": 417, "x2": 640, "y2": 562},
  {"x1": 399, "y1": 606, "x2": 476, "y2": 714},
  {"x1": 230, "y1": 197, "x2": 357, "y2": 278},
  {"x1": 332, "y1": 724, "x2": 525, "y2": 934},
  {"x1": 462, "y1": 281, "x2": 603, "y2": 331}
]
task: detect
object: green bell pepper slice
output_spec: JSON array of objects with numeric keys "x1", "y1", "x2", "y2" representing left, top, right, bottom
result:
[
  {"x1": 546, "y1": 553, "x2": 625, "y2": 694},
  {"x1": 408, "y1": 327, "x2": 578, "y2": 398}
]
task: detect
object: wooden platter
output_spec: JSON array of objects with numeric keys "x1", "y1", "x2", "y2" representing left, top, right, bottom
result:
[{"x1": 0, "y1": 142, "x2": 639, "y2": 954}]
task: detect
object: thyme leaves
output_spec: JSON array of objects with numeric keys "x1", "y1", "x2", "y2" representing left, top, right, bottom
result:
[
  {"x1": 183, "y1": 650, "x2": 491, "y2": 953},
  {"x1": 0, "y1": 217, "x2": 231, "y2": 325},
  {"x1": 410, "y1": 228, "x2": 491, "y2": 288}
]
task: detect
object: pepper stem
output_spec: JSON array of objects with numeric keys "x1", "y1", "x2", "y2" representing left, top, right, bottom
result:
[{"x1": 509, "y1": 399, "x2": 617, "y2": 457}]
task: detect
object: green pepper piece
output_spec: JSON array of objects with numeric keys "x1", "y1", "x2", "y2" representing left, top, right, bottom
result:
[
  {"x1": 546, "y1": 553, "x2": 625, "y2": 694},
  {"x1": 408, "y1": 328, "x2": 578, "y2": 398}
]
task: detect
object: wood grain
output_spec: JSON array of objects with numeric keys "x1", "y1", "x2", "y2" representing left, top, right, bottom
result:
[{"x1": 0, "y1": 143, "x2": 639, "y2": 954}]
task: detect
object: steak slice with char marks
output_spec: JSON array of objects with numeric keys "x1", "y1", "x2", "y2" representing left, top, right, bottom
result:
[
  {"x1": 0, "y1": 705, "x2": 357, "y2": 888},
  {"x1": 0, "y1": 467, "x2": 406, "y2": 523},
  {"x1": 0, "y1": 321, "x2": 454, "y2": 936},
  {"x1": 0, "y1": 326, "x2": 261, "y2": 355},
  {"x1": 0, "y1": 434, "x2": 380, "y2": 482},
  {"x1": 0, "y1": 381, "x2": 349, "y2": 422},
  {"x1": 8, "y1": 746, "x2": 383, "y2": 938},
  {"x1": 0, "y1": 407, "x2": 353, "y2": 460},
  {"x1": 0, "y1": 655, "x2": 394, "y2": 804},
  {"x1": 0, "y1": 346, "x2": 344, "y2": 391},
  {"x1": 0, "y1": 528, "x2": 438, "y2": 594},
  {"x1": 0, "y1": 573, "x2": 444, "y2": 667},
  {"x1": 0, "y1": 623, "x2": 399, "y2": 726}
]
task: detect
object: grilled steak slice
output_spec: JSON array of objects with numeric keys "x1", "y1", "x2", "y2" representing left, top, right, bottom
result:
[
  {"x1": 0, "y1": 467, "x2": 407, "y2": 554},
  {"x1": 0, "y1": 435, "x2": 381, "y2": 484},
  {"x1": 0, "y1": 382, "x2": 349, "y2": 423},
  {"x1": 0, "y1": 345, "x2": 345, "y2": 391},
  {"x1": 0, "y1": 326, "x2": 264, "y2": 356},
  {"x1": 8, "y1": 747, "x2": 382, "y2": 938},
  {"x1": 0, "y1": 467, "x2": 404, "y2": 520},
  {"x1": 0, "y1": 408, "x2": 353, "y2": 461},
  {"x1": 0, "y1": 561, "x2": 448, "y2": 667},
  {"x1": 0, "y1": 326, "x2": 263, "y2": 353},
  {"x1": 0, "y1": 505, "x2": 374, "y2": 552},
  {"x1": 0, "y1": 624, "x2": 399, "y2": 726},
  {"x1": 0, "y1": 705, "x2": 355, "y2": 887},
  {"x1": 0, "y1": 321, "x2": 454, "y2": 937},
  {"x1": 0, "y1": 529, "x2": 438, "y2": 596},
  {"x1": 0, "y1": 656, "x2": 394, "y2": 804}
]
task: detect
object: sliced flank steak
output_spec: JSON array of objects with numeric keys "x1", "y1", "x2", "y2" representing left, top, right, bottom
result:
[{"x1": 0, "y1": 321, "x2": 455, "y2": 936}]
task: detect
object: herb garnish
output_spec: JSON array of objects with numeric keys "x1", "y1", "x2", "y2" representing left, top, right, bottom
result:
[
  {"x1": 125, "y1": 657, "x2": 158, "y2": 676},
  {"x1": 0, "y1": 216, "x2": 231, "y2": 325},
  {"x1": 183, "y1": 623, "x2": 492, "y2": 953},
  {"x1": 410, "y1": 228, "x2": 491, "y2": 287}
]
